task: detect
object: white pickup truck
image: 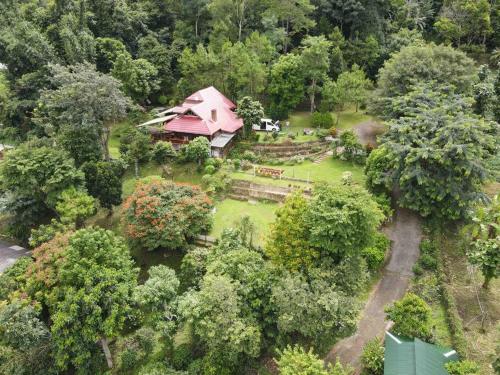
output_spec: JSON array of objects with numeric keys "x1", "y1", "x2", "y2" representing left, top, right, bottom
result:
[{"x1": 252, "y1": 118, "x2": 281, "y2": 132}]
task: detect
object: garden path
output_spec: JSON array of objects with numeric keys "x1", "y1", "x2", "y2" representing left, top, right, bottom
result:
[{"x1": 324, "y1": 205, "x2": 422, "y2": 373}]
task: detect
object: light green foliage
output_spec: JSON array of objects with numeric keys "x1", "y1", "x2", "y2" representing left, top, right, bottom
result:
[
  {"x1": 268, "y1": 53, "x2": 305, "y2": 119},
  {"x1": 338, "y1": 130, "x2": 365, "y2": 164},
  {"x1": 265, "y1": 191, "x2": 319, "y2": 272},
  {"x1": 119, "y1": 127, "x2": 152, "y2": 177},
  {"x1": 184, "y1": 137, "x2": 211, "y2": 165},
  {"x1": 311, "y1": 111, "x2": 334, "y2": 128},
  {"x1": 236, "y1": 96, "x2": 264, "y2": 138},
  {"x1": 375, "y1": 43, "x2": 476, "y2": 100},
  {"x1": 178, "y1": 274, "x2": 261, "y2": 372},
  {"x1": 55, "y1": 187, "x2": 96, "y2": 227},
  {"x1": 434, "y1": 0, "x2": 492, "y2": 47},
  {"x1": 55, "y1": 13, "x2": 95, "y2": 65},
  {"x1": 306, "y1": 184, "x2": 384, "y2": 261},
  {"x1": 276, "y1": 345, "x2": 353, "y2": 375},
  {"x1": 385, "y1": 293, "x2": 433, "y2": 341},
  {"x1": 152, "y1": 141, "x2": 177, "y2": 164},
  {"x1": 464, "y1": 196, "x2": 500, "y2": 289},
  {"x1": 364, "y1": 146, "x2": 393, "y2": 194},
  {"x1": 301, "y1": 35, "x2": 332, "y2": 112},
  {"x1": 445, "y1": 360, "x2": 480, "y2": 375},
  {"x1": 244, "y1": 31, "x2": 276, "y2": 64},
  {"x1": 135, "y1": 265, "x2": 179, "y2": 321},
  {"x1": 360, "y1": 338, "x2": 384, "y2": 375},
  {"x1": 95, "y1": 37, "x2": 128, "y2": 73},
  {"x1": 271, "y1": 272, "x2": 357, "y2": 343},
  {"x1": 49, "y1": 228, "x2": 138, "y2": 373},
  {"x1": 0, "y1": 257, "x2": 32, "y2": 301},
  {"x1": 180, "y1": 247, "x2": 210, "y2": 289},
  {"x1": 324, "y1": 64, "x2": 371, "y2": 113},
  {"x1": 112, "y1": 52, "x2": 159, "y2": 103},
  {"x1": 362, "y1": 232, "x2": 390, "y2": 271},
  {"x1": 29, "y1": 219, "x2": 71, "y2": 248}
]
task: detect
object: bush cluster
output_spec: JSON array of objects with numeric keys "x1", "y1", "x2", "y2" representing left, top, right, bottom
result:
[
  {"x1": 362, "y1": 232, "x2": 390, "y2": 271},
  {"x1": 311, "y1": 111, "x2": 334, "y2": 128}
]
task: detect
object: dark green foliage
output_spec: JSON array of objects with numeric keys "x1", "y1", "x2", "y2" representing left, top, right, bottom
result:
[
  {"x1": 171, "y1": 343, "x2": 193, "y2": 370},
  {"x1": 57, "y1": 126, "x2": 102, "y2": 167},
  {"x1": 311, "y1": 111, "x2": 334, "y2": 128},
  {"x1": 81, "y1": 161, "x2": 123, "y2": 209},
  {"x1": 236, "y1": 96, "x2": 264, "y2": 139}
]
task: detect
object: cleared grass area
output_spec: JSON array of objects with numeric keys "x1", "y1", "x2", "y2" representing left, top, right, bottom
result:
[
  {"x1": 257, "y1": 109, "x2": 374, "y2": 143},
  {"x1": 210, "y1": 199, "x2": 278, "y2": 247},
  {"x1": 230, "y1": 158, "x2": 365, "y2": 187}
]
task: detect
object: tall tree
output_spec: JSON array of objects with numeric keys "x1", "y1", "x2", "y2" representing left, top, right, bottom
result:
[
  {"x1": 236, "y1": 96, "x2": 264, "y2": 139},
  {"x1": 381, "y1": 98, "x2": 498, "y2": 219},
  {"x1": 268, "y1": 54, "x2": 305, "y2": 119},
  {"x1": 264, "y1": 0, "x2": 316, "y2": 52},
  {"x1": 301, "y1": 36, "x2": 332, "y2": 113},
  {"x1": 49, "y1": 228, "x2": 138, "y2": 372},
  {"x1": 35, "y1": 64, "x2": 130, "y2": 161}
]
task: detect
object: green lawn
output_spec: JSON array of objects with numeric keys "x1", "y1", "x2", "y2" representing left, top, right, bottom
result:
[
  {"x1": 210, "y1": 199, "x2": 278, "y2": 246},
  {"x1": 230, "y1": 158, "x2": 365, "y2": 187},
  {"x1": 257, "y1": 109, "x2": 374, "y2": 144}
]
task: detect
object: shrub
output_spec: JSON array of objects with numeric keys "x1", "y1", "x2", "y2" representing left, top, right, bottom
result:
[
  {"x1": 316, "y1": 129, "x2": 330, "y2": 139},
  {"x1": 233, "y1": 159, "x2": 241, "y2": 170},
  {"x1": 361, "y1": 338, "x2": 384, "y2": 375},
  {"x1": 171, "y1": 343, "x2": 193, "y2": 370},
  {"x1": 412, "y1": 263, "x2": 424, "y2": 277},
  {"x1": 311, "y1": 111, "x2": 334, "y2": 128},
  {"x1": 419, "y1": 253, "x2": 437, "y2": 271},
  {"x1": 240, "y1": 160, "x2": 253, "y2": 170},
  {"x1": 158, "y1": 95, "x2": 168, "y2": 105},
  {"x1": 362, "y1": 232, "x2": 390, "y2": 271},
  {"x1": 329, "y1": 127, "x2": 338, "y2": 137},
  {"x1": 204, "y1": 165, "x2": 216, "y2": 175},
  {"x1": 385, "y1": 293, "x2": 433, "y2": 341},
  {"x1": 153, "y1": 141, "x2": 176, "y2": 164},
  {"x1": 445, "y1": 360, "x2": 480, "y2": 375},
  {"x1": 271, "y1": 131, "x2": 279, "y2": 140},
  {"x1": 242, "y1": 150, "x2": 257, "y2": 162}
]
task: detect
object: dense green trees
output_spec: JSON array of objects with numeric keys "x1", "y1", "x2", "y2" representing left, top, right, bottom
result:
[{"x1": 0, "y1": 145, "x2": 84, "y2": 239}]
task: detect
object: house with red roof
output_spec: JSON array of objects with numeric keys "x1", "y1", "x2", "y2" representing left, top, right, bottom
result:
[{"x1": 142, "y1": 86, "x2": 243, "y2": 158}]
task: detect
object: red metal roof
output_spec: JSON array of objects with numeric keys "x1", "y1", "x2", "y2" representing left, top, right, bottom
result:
[{"x1": 164, "y1": 86, "x2": 243, "y2": 136}]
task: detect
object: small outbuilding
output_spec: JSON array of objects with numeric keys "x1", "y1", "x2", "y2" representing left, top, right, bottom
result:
[{"x1": 384, "y1": 331, "x2": 459, "y2": 375}]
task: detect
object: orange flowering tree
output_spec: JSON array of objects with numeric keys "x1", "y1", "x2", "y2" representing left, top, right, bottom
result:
[{"x1": 122, "y1": 176, "x2": 213, "y2": 251}]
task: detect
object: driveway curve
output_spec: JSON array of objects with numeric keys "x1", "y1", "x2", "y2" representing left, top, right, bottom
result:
[{"x1": 325, "y1": 206, "x2": 421, "y2": 372}]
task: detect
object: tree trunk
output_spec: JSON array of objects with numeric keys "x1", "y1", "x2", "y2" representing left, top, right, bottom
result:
[
  {"x1": 355, "y1": 101, "x2": 359, "y2": 112},
  {"x1": 483, "y1": 276, "x2": 491, "y2": 290},
  {"x1": 103, "y1": 126, "x2": 111, "y2": 161},
  {"x1": 100, "y1": 337, "x2": 113, "y2": 369},
  {"x1": 134, "y1": 159, "x2": 139, "y2": 179},
  {"x1": 195, "y1": 17, "x2": 199, "y2": 38},
  {"x1": 309, "y1": 79, "x2": 316, "y2": 113}
]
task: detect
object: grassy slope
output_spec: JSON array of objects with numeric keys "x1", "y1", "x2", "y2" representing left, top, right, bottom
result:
[{"x1": 210, "y1": 199, "x2": 278, "y2": 247}]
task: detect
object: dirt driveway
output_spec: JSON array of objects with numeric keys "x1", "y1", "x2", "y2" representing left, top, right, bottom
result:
[
  {"x1": 352, "y1": 120, "x2": 386, "y2": 145},
  {"x1": 324, "y1": 206, "x2": 421, "y2": 371}
]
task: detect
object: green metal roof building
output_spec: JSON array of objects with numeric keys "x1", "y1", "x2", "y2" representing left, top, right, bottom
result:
[{"x1": 384, "y1": 332, "x2": 459, "y2": 375}]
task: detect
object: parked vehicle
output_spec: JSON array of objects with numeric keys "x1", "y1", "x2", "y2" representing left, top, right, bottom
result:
[{"x1": 253, "y1": 118, "x2": 281, "y2": 132}]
